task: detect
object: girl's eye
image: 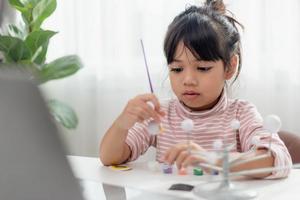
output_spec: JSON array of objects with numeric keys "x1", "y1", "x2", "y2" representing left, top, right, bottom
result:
[
  {"x1": 170, "y1": 67, "x2": 183, "y2": 73},
  {"x1": 197, "y1": 67, "x2": 212, "y2": 72}
]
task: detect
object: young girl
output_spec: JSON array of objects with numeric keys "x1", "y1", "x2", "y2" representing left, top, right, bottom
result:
[{"x1": 100, "y1": 0, "x2": 292, "y2": 179}]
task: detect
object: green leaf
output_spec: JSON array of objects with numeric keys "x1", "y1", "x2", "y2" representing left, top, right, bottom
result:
[
  {"x1": 48, "y1": 99, "x2": 78, "y2": 129},
  {"x1": 7, "y1": 24, "x2": 22, "y2": 38},
  {"x1": 8, "y1": 0, "x2": 32, "y2": 25},
  {"x1": 8, "y1": 0, "x2": 26, "y2": 12},
  {"x1": 31, "y1": 0, "x2": 56, "y2": 31},
  {"x1": 38, "y1": 55, "x2": 82, "y2": 83},
  {"x1": 25, "y1": 30, "x2": 57, "y2": 64},
  {"x1": 8, "y1": 0, "x2": 24, "y2": 7},
  {"x1": 9, "y1": 0, "x2": 54, "y2": 31},
  {"x1": 0, "y1": 36, "x2": 31, "y2": 62},
  {"x1": 7, "y1": 24, "x2": 26, "y2": 39},
  {"x1": 9, "y1": 0, "x2": 40, "y2": 10},
  {"x1": 21, "y1": 0, "x2": 40, "y2": 6}
]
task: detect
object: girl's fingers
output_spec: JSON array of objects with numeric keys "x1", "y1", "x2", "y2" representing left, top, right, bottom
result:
[
  {"x1": 137, "y1": 106, "x2": 152, "y2": 120},
  {"x1": 128, "y1": 107, "x2": 150, "y2": 121},
  {"x1": 119, "y1": 93, "x2": 165, "y2": 129},
  {"x1": 164, "y1": 145, "x2": 186, "y2": 164},
  {"x1": 138, "y1": 94, "x2": 165, "y2": 117},
  {"x1": 189, "y1": 142, "x2": 205, "y2": 152},
  {"x1": 163, "y1": 141, "x2": 209, "y2": 169},
  {"x1": 175, "y1": 150, "x2": 189, "y2": 169},
  {"x1": 142, "y1": 102, "x2": 162, "y2": 122},
  {"x1": 139, "y1": 94, "x2": 160, "y2": 110},
  {"x1": 126, "y1": 94, "x2": 164, "y2": 123},
  {"x1": 159, "y1": 110, "x2": 166, "y2": 117},
  {"x1": 131, "y1": 100, "x2": 156, "y2": 117},
  {"x1": 182, "y1": 154, "x2": 206, "y2": 168},
  {"x1": 164, "y1": 149, "x2": 178, "y2": 165}
]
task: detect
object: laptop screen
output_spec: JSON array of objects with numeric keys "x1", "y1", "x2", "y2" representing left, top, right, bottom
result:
[{"x1": 0, "y1": 71, "x2": 84, "y2": 200}]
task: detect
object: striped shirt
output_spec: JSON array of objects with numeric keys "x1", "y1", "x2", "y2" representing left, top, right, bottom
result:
[{"x1": 125, "y1": 91, "x2": 292, "y2": 178}]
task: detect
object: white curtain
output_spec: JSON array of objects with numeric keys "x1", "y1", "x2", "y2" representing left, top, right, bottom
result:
[{"x1": 42, "y1": 0, "x2": 300, "y2": 156}]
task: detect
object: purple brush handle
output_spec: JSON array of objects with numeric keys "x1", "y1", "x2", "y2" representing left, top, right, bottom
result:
[{"x1": 140, "y1": 39, "x2": 154, "y2": 93}]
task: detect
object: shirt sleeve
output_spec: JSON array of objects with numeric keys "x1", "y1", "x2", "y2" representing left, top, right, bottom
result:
[
  {"x1": 125, "y1": 120, "x2": 156, "y2": 162},
  {"x1": 237, "y1": 101, "x2": 292, "y2": 179}
]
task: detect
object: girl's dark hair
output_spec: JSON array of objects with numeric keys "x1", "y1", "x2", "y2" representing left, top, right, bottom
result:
[{"x1": 164, "y1": 0, "x2": 243, "y2": 82}]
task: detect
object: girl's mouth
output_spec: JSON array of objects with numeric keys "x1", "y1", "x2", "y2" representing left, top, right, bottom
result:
[{"x1": 182, "y1": 91, "x2": 200, "y2": 100}]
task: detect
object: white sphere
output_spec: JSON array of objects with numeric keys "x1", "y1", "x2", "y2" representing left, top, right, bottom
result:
[
  {"x1": 263, "y1": 115, "x2": 281, "y2": 133},
  {"x1": 148, "y1": 121, "x2": 159, "y2": 135},
  {"x1": 146, "y1": 101, "x2": 155, "y2": 110},
  {"x1": 180, "y1": 119, "x2": 194, "y2": 132},
  {"x1": 213, "y1": 139, "x2": 223, "y2": 150},
  {"x1": 230, "y1": 119, "x2": 240, "y2": 130},
  {"x1": 251, "y1": 136, "x2": 260, "y2": 146},
  {"x1": 206, "y1": 152, "x2": 218, "y2": 164}
]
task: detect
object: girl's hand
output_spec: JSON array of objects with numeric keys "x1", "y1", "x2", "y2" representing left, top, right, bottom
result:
[
  {"x1": 115, "y1": 93, "x2": 165, "y2": 131},
  {"x1": 163, "y1": 141, "x2": 207, "y2": 170}
]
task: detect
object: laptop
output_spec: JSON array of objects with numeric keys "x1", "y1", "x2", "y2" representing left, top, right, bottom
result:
[{"x1": 0, "y1": 70, "x2": 84, "y2": 200}]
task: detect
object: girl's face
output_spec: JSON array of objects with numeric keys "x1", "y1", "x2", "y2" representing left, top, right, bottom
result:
[{"x1": 168, "y1": 41, "x2": 235, "y2": 111}]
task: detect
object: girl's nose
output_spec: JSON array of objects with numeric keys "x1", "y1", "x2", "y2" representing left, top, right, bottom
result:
[{"x1": 183, "y1": 70, "x2": 198, "y2": 86}]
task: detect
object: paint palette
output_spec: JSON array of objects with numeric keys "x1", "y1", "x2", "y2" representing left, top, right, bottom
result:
[{"x1": 110, "y1": 165, "x2": 132, "y2": 171}]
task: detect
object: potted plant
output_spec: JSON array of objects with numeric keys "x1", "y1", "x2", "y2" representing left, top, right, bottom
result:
[{"x1": 0, "y1": 0, "x2": 82, "y2": 129}]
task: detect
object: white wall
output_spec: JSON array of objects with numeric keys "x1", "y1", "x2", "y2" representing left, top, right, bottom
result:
[{"x1": 41, "y1": 0, "x2": 300, "y2": 157}]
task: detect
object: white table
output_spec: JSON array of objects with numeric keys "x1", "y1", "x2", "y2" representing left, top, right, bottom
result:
[{"x1": 68, "y1": 156, "x2": 300, "y2": 200}]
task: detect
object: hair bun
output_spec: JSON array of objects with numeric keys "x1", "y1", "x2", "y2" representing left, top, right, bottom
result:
[{"x1": 206, "y1": 0, "x2": 226, "y2": 14}]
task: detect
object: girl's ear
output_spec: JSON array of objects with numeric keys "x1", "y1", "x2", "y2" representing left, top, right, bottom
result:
[{"x1": 225, "y1": 55, "x2": 238, "y2": 80}]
